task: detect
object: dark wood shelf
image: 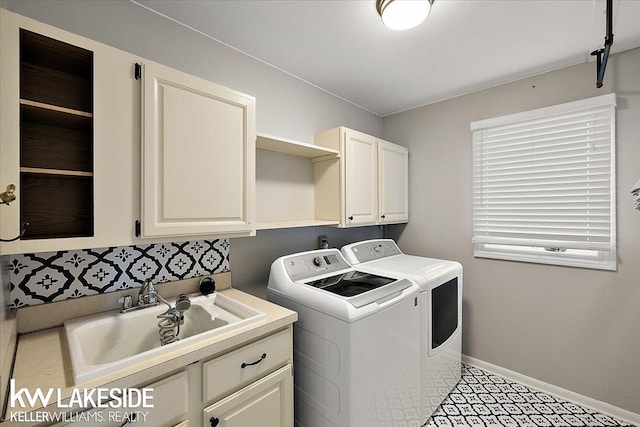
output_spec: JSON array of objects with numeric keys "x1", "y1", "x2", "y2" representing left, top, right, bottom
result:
[
  {"x1": 20, "y1": 173, "x2": 94, "y2": 240},
  {"x1": 20, "y1": 29, "x2": 92, "y2": 78},
  {"x1": 21, "y1": 102, "x2": 93, "y2": 173},
  {"x1": 21, "y1": 62, "x2": 93, "y2": 113},
  {"x1": 20, "y1": 168, "x2": 93, "y2": 177},
  {"x1": 20, "y1": 99, "x2": 92, "y2": 118}
]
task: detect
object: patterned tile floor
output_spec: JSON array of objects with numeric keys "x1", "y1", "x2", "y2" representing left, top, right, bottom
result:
[{"x1": 424, "y1": 365, "x2": 635, "y2": 427}]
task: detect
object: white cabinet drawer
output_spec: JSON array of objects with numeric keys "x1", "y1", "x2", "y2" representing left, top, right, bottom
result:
[
  {"x1": 203, "y1": 365, "x2": 293, "y2": 427},
  {"x1": 203, "y1": 329, "x2": 292, "y2": 403}
]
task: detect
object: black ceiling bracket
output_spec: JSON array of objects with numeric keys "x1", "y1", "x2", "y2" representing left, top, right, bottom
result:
[{"x1": 590, "y1": 0, "x2": 614, "y2": 89}]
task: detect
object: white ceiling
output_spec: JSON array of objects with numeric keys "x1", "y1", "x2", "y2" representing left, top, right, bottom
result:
[{"x1": 133, "y1": 0, "x2": 640, "y2": 117}]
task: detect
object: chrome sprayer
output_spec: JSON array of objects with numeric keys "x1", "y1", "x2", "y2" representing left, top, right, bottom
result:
[{"x1": 157, "y1": 294, "x2": 191, "y2": 345}]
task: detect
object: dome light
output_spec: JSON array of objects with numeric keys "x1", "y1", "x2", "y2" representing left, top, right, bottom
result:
[{"x1": 376, "y1": 0, "x2": 433, "y2": 31}]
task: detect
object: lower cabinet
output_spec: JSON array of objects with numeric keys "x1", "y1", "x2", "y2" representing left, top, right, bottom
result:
[
  {"x1": 201, "y1": 329, "x2": 293, "y2": 427},
  {"x1": 52, "y1": 328, "x2": 292, "y2": 427},
  {"x1": 52, "y1": 371, "x2": 189, "y2": 427},
  {"x1": 140, "y1": 372, "x2": 189, "y2": 427},
  {"x1": 203, "y1": 366, "x2": 292, "y2": 427}
]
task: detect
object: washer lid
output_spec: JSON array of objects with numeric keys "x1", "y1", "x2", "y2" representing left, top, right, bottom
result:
[
  {"x1": 304, "y1": 272, "x2": 413, "y2": 308},
  {"x1": 306, "y1": 270, "x2": 396, "y2": 297}
]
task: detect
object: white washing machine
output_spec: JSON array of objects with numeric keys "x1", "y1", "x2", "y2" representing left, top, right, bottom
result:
[
  {"x1": 267, "y1": 248, "x2": 423, "y2": 427},
  {"x1": 341, "y1": 239, "x2": 463, "y2": 424}
]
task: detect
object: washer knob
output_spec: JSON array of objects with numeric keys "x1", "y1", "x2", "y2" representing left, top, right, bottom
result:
[{"x1": 312, "y1": 256, "x2": 322, "y2": 267}]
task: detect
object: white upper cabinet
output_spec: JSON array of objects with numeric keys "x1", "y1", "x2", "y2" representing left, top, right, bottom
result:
[
  {"x1": 314, "y1": 126, "x2": 408, "y2": 227},
  {"x1": 1, "y1": 10, "x2": 257, "y2": 254},
  {"x1": 378, "y1": 139, "x2": 409, "y2": 224},
  {"x1": 344, "y1": 129, "x2": 379, "y2": 226},
  {"x1": 0, "y1": 10, "x2": 141, "y2": 254},
  {"x1": 140, "y1": 61, "x2": 256, "y2": 238}
]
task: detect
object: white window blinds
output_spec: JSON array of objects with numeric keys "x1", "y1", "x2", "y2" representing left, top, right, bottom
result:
[{"x1": 471, "y1": 94, "x2": 616, "y2": 268}]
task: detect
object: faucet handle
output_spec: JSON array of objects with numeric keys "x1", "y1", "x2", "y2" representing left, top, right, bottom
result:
[
  {"x1": 148, "y1": 288, "x2": 158, "y2": 303},
  {"x1": 145, "y1": 278, "x2": 158, "y2": 304},
  {"x1": 118, "y1": 295, "x2": 133, "y2": 311}
]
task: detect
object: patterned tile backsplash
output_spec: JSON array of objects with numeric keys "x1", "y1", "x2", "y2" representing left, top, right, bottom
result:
[{"x1": 8, "y1": 239, "x2": 230, "y2": 308}]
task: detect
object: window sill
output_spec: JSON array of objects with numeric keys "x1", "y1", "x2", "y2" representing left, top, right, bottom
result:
[{"x1": 474, "y1": 246, "x2": 616, "y2": 271}]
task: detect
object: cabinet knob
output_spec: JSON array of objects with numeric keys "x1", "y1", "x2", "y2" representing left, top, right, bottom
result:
[
  {"x1": 381, "y1": 214, "x2": 386, "y2": 219},
  {"x1": 348, "y1": 216, "x2": 354, "y2": 221},
  {"x1": 0, "y1": 184, "x2": 16, "y2": 205},
  {"x1": 210, "y1": 417, "x2": 220, "y2": 427}
]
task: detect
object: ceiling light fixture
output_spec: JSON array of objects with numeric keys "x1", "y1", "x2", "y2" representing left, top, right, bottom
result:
[{"x1": 376, "y1": 0, "x2": 433, "y2": 31}]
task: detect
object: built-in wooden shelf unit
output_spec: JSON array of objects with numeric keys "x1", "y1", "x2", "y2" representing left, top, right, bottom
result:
[
  {"x1": 256, "y1": 133, "x2": 339, "y2": 159},
  {"x1": 19, "y1": 29, "x2": 94, "y2": 239},
  {"x1": 255, "y1": 133, "x2": 340, "y2": 230}
]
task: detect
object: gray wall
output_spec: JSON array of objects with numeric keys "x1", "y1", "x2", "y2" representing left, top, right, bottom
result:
[
  {"x1": 4, "y1": 0, "x2": 384, "y2": 296},
  {"x1": 384, "y1": 48, "x2": 640, "y2": 414}
]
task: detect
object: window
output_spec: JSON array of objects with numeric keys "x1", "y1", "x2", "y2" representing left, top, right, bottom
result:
[{"x1": 471, "y1": 94, "x2": 616, "y2": 270}]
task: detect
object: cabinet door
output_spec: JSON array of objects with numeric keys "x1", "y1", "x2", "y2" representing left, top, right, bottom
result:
[
  {"x1": 1, "y1": 12, "x2": 99, "y2": 253},
  {"x1": 203, "y1": 365, "x2": 292, "y2": 427},
  {"x1": 343, "y1": 129, "x2": 378, "y2": 226},
  {"x1": 52, "y1": 371, "x2": 189, "y2": 427},
  {"x1": 378, "y1": 140, "x2": 409, "y2": 224},
  {"x1": 1, "y1": 10, "x2": 142, "y2": 254},
  {"x1": 141, "y1": 61, "x2": 255, "y2": 238}
]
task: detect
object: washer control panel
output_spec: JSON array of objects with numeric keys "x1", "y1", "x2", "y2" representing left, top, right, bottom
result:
[
  {"x1": 344, "y1": 240, "x2": 402, "y2": 264},
  {"x1": 284, "y1": 249, "x2": 351, "y2": 282}
]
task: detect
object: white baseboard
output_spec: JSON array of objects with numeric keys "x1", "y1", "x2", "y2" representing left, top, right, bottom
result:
[{"x1": 462, "y1": 355, "x2": 640, "y2": 426}]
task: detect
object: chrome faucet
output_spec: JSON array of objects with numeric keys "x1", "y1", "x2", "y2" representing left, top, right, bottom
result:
[
  {"x1": 118, "y1": 278, "x2": 159, "y2": 313},
  {"x1": 138, "y1": 278, "x2": 159, "y2": 307}
]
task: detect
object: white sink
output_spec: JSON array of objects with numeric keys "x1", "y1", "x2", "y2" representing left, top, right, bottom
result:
[{"x1": 64, "y1": 293, "x2": 265, "y2": 384}]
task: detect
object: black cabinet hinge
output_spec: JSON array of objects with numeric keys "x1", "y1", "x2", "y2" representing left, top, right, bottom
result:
[
  {"x1": 135, "y1": 220, "x2": 141, "y2": 237},
  {"x1": 134, "y1": 63, "x2": 142, "y2": 80}
]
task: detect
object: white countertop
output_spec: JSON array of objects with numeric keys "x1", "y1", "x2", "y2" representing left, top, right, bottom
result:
[{"x1": 3, "y1": 288, "x2": 297, "y2": 424}]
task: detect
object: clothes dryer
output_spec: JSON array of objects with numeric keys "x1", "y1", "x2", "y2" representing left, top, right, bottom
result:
[{"x1": 341, "y1": 239, "x2": 462, "y2": 423}]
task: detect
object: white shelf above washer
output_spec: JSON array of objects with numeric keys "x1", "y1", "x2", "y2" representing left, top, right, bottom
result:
[
  {"x1": 256, "y1": 219, "x2": 340, "y2": 231},
  {"x1": 256, "y1": 132, "x2": 339, "y2": 159}
]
